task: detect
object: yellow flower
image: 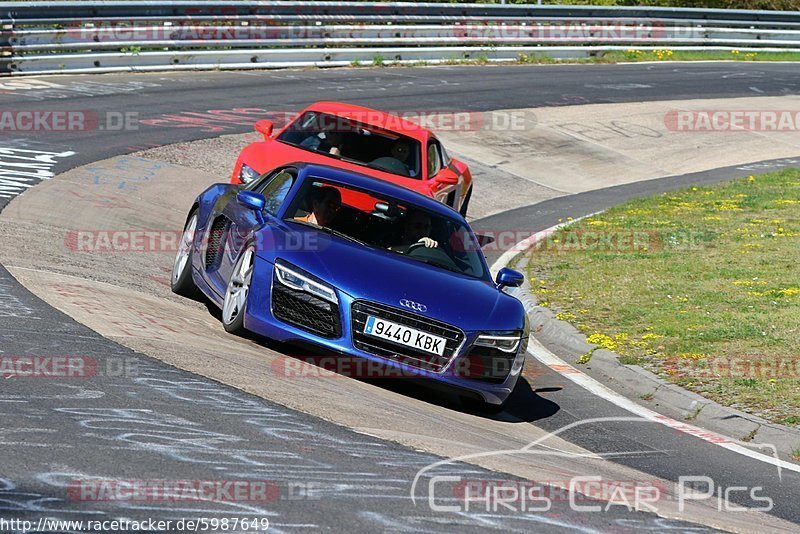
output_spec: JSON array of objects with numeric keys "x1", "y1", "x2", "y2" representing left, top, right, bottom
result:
[{"x1": 587, "y1": 333, "x2": 617, "y2": 351}]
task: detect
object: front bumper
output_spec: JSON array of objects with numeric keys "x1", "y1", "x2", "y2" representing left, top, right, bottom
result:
[{"x1": 245, "y1": 258, "x2": 525, "y2": 405}]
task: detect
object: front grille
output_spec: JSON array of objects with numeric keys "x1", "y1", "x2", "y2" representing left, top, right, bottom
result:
[
  {"x1": 271, "y1": 274, "x2": 341, "y2": 338},
  {"x1": 204, "y1": 215, "x2": 230, "y2": 269},
  {"x1": 458, "y1": 345, "x2": 516, "y2": 384},
  {"x1": 351, "y1": 300, "x2": 464, "y2": 372}
]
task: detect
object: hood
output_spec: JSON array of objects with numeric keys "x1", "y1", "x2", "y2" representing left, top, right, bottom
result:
[{"x1": 259, "y1": 224, "x2": 525, "y2": 332}]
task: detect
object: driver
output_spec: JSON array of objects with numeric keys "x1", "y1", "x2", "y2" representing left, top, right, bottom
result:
[
  {"x1": 390, "y1": 210, "x2": 438, "y2": 252},
  {"x1": 391, "y1": 141, "x2": 410, "y2": 163},
  {"x1": 390, "y1": 141, "x2": 415, "y2": 177},
  {"x1": 295, "y1": 186, "x2": 341, "y2": 227}
]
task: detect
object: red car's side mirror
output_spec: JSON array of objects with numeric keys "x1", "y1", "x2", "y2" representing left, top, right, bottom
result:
[
  {"x1": 255, "y1": 119, "x2": 274, "y2": 140},
  {"x1": 433, "y1": 171, "x2": 458, "y2": 185}
]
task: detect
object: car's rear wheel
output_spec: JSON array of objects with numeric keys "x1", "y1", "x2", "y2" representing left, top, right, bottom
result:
[
  {"x1": 222, "y1": 244, "x2": 255, "y2": 335},
  {"x1": 171, "y1": 211, "x2": 200, "y2": 297}
]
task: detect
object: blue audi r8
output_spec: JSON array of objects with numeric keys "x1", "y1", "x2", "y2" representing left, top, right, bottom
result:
[{"x1": 171, "y1": 162, "x2": 528, "y2": 409}]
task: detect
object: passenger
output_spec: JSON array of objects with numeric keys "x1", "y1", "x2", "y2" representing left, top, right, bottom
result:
[
  {"x1": 295, "y1": 186, "x2": 341, "y2": 227},
  {"x1": 320, "y1": 130, "x2": 343, "y2": 156}
]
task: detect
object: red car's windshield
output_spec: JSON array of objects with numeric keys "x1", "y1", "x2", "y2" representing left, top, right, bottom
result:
[{"x1": 277, "y1": 111, "x2": 423, "y2": 179}]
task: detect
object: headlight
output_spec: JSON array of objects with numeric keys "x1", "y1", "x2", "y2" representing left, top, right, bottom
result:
[
  {"x1": 274, "y1": 260, "x2": 338, "y2": 304},
  {"x1": 239, "y1": 163, "x2": 260, "y2": 184},
  {"x1": 474, "y1": 332, "x2": 522, "y2": 353}
]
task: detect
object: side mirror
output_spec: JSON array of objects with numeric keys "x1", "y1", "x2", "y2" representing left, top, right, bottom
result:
[
  {"x1": 496, "y1": 267, "x2": 524, "y2": 289},
  {"x1": 254, "y1": 119, "x2": 274, "y2": 140},
  {"x1": 237, "y1": 190, "x2": 266, "y2": 225},
  {"x1": 374, "y1": 201, "x2": 402, "y2": 217},
  {"x1": 433, "y1": 171, "x2": 458, "y2": 185}
]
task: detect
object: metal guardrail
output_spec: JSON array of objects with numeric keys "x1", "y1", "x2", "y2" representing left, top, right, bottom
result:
[{"x1": 2, "y1": 1, "x2": 800, "y2": 76}]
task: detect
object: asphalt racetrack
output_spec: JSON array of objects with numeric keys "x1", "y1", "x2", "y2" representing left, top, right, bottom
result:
[{"x1": 1, "y1": 62, "x2": 799, "y2": 532}]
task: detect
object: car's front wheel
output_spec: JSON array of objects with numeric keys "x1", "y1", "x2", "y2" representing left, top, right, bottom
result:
[
  {"x1": 171, "y1": 211, "x2": 200, "y2": 297},
  {"x1": 222, "y1": 244, "x2": 255, "y2": 335}
]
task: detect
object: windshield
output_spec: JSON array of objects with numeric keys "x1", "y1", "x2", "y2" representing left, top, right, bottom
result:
[
  {"x1": 277, "y1": 111, "x2": 423, "y2": 179},
  {"x1": 284, "y1": 178, "x2": 489, "y2": 280}
]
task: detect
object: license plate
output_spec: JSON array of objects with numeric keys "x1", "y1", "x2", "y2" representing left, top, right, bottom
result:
[{"x1": 363, "y1": 316, "x2": 446, "y2": 356}]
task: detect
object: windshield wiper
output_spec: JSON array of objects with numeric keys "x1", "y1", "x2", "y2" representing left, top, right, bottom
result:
[
  {"x1": 409, "y1": 257, "x2": 465, "y2": 275},
  {"x1": 289, "y1": 219, "x2": 366, "y2": 246},
  {"x1": 277, "y1": 139, "x2": 342, "y2": 158},
  {"x1": 339, "y1": 157, "x2": 411, "y2": 178}
]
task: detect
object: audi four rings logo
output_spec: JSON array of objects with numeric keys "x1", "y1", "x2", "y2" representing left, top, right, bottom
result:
[{"x1": 400, "y1": 299, "x2": 427, "y2": 312}]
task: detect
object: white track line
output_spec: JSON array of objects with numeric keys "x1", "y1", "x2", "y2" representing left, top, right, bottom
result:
[{"x1": 490, "y1": 219, "x2": 800, "y2": 477}]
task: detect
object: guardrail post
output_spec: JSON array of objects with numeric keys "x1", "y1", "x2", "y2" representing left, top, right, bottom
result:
[{"x1": 1, "y1": 15, "x2": 12, "y2": 75}]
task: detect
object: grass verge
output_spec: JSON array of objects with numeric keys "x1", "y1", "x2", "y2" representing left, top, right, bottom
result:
[
  {"x1": 525, "y1": 169, "x2": 800, "y2": 426},
  {"x1": 343, "y1": 49, "x2": 800, "y2": 70},
  {"x1": 600, "y1": 49, "x2": 800, "y2": 62}
]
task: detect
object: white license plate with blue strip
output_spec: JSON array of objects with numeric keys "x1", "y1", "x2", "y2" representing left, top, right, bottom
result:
[{"x1": 363, "y1": 316, "x2": 446, "y2": 356}]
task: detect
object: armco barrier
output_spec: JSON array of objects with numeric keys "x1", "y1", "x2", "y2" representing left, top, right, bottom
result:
[{"x1": 2, "y1": 1, "x2": 799, "y2": 75}]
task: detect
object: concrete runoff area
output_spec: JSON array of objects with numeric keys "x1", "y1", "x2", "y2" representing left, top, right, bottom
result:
[
  {"x1": 435, "y1": 96, "x2": 800, "y2": 194},
  {"x1": 1, "y1": 96, "x2": 800, "y2": 530}
]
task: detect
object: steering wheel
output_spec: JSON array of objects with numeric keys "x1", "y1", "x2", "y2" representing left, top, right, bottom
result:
[{"x1": 405, "y1": 241, "x2": 430, "y2": 254}]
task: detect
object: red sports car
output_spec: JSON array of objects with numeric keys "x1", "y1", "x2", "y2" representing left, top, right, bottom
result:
[{"x1": 230, "y1": 102, "x2": 474, "y2": 216}]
